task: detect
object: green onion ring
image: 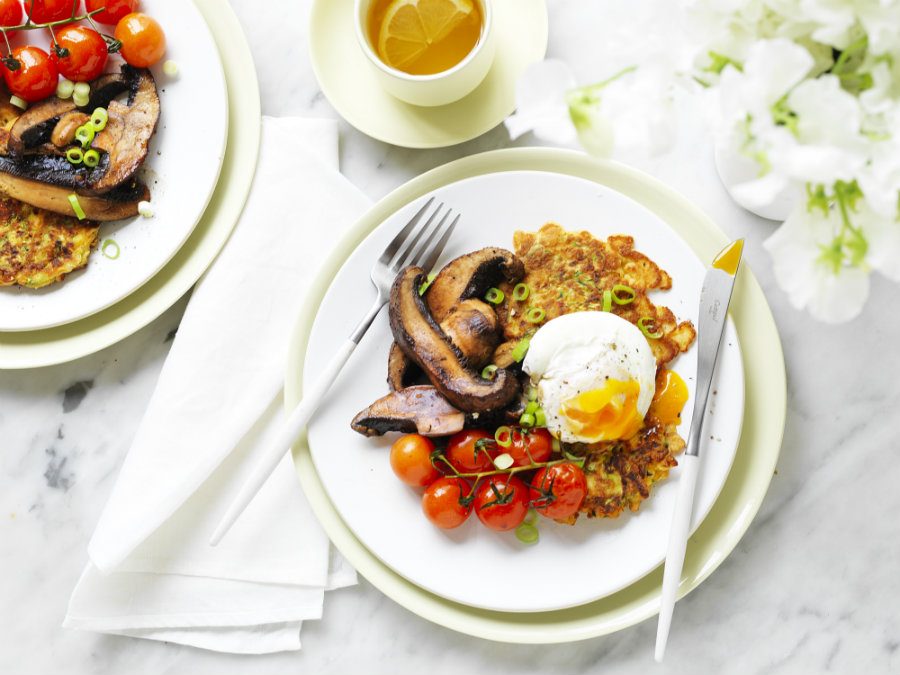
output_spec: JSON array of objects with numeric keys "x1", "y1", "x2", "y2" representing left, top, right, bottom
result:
[
  {"x1": 602, "y1": 289, "x2": 613, "y2": 313},
  {"x1": 65, "y1": 147, "x2": 84, "y2": 165},
  {"x1": 83, "y1": 149, "x2": 100, "y2": 168},
  {"x1": 638, "y1": 317, "x2": 663, "y2": 339},
  {"x1": 515, "y1": 523, "x2": 539, "y2": 545},
  {"x1": 418, "y1": 271, "x2": 436, "y2": 296},
  {"x1": 101, "y1": 239, "x2": 120, "y2": 260},
  {"x1": 511, "y1": 336, "x2": 531, "y2": 362},
  {"x1": 67, "y1": 194, "x2": 86, "y2": 220},
  {"x1": 534, "y1": 409, "x2": 547, "y2": 427},
  {"x1": 90, "y1": 107, "x2": 108, "y2": 132},
  {"x1": 523, "y1": 509, "x2": 538, "y2": 526},
  {"x1": 485, "y1": 287, "x2": 505, "y2": 304},
  {"x1": 525, "y1": 384, "x2": 538, "y2": 401},
  {"x1": 74, "y1": 124, "x2": 95, "y2": 149},
  {"x1": 519, "y1": 412, "x2": 535, "y2": 427},
  {"x1": 494, "y1": 426, "x2": 512, "y2": 448},
  {"x1": 512, "y1": 282, "x2": 530, "y2": 301},
  {"x1": 612, "y1": 284, "x2": 636, "y2": 305},
  {"x1": 481, "y1": 364, "x2": 498, "y2": 381},
  {"x1": 525, "y1": 307, "x2": 545, "y2": 323},
  {"x1": 524, "y1": 400, "x2": 539, "y2": 415}
]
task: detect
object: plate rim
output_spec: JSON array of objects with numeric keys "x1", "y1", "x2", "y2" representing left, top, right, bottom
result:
[
  {"x1": 0, "y1": 0, "x2": 261, "y2": 369},
  {"x1": 286, "y1": 147, "x2": 786, "y2": 643},
  {"x1": 308, "y1": 0, "x2": 548, "y2": 149}
]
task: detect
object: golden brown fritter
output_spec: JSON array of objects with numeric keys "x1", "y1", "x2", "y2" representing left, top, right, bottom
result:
[
  {"x1": 0, "y1": 196, "x2": 99, "y2": 288},
  {"x1": 496, "y1": 223, "x2": 696, "y2": 367}
]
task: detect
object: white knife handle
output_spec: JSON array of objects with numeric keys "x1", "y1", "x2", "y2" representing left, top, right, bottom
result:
[
  {"x1": 209, "y1": 338, "x2": 357, "y2": 546},
  {"x1": 654, "y1": 453, "x2": 700, "y2": 662}
]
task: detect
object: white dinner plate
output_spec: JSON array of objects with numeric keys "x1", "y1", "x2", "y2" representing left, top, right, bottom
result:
[
  {"x1": 0, "y1": 0, "x2": 227, "y2": 331},
  {"x1": 304, "y1": 170, "x2": 745, "y2": 613}
]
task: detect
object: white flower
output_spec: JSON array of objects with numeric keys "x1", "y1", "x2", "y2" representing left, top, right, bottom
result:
[
  {"x1": 504, "y1": 60, "x2": 578, "y2": 146},
  {"x1": 764, "y1": 202, "x2": 870, "y2": 323}
]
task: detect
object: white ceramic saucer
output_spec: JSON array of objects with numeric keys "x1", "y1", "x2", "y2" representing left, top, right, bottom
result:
[{"x1": 309, "y1": 0, "x2": 548, "y2": 148}]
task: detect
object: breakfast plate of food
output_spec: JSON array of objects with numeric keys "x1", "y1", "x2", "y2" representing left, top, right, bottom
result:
[
  {"x1": 301, "y1": 168, "x2": 745, "y2": 612},
  {"x1": 0, "y1": 0, "x2": 227, "y2": 331}
]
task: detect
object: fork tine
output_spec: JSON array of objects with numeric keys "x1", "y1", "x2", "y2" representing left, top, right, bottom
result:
[
  {"x1": 420, "y1": 213, "x2": 459, "y2": 272},
  {"x1": 388, "y1": 203, "x2": 443, "y2": 270},
  {"x1": 379, "y1": 196, "x2": 435, "y2": 266},
  {"x1": 398, "y1": 209, "x2": 451, "y2": 271}
]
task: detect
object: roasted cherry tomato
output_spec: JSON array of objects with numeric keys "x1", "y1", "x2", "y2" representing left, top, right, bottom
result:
[
  {"x1": 85, "y1": 0, "x2": 139, "y2": 25},
  {"x1": 529, "y1": 463, "x2": 587, "y2": 521},
  {"x1": 422, "y1": 477, "x2": 471, "y2": 529},
  {"x1": 25, "y1": 0, "x2": 72, "y2": 23},
  {"x1": 389, "y1": 434, "x2": 440, "y2": 488},
  {"x1": 4, "y1": 46, "x2": 58, "y2": 102},
  {"x1": 500, "y1": 426, "x2": 553, "y2": 467},
  {"x1": 115, "y1": 12, "x2": 165, "y2": 68},
  {"x1": 473, "y1": 476, "x2": 529, "y2": 531},
  {"x1": 0, "y1": 0, "x2": 23, "y2": 31},
  {"x1": 445, "y1": 429, "x2": 494, "y2": 474},
  {"x1": 51, "y1": 25, "x2": 108, "y2": 82}
]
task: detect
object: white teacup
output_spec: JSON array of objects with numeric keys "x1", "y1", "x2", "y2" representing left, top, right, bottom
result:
[{"x1": 354, "y1": 0, "x2": 496, "y2": 107}]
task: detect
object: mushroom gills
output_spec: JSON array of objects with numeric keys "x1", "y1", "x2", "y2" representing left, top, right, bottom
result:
[{"x1": 351, "y1": 386, "x2": 466, "y2": 437}]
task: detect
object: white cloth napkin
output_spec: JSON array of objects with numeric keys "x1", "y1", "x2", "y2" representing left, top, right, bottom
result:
[{"x1": 64, "y1": 117, "x2": 370, "y2": 654}]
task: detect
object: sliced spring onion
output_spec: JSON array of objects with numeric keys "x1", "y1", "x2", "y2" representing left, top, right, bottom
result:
[
  {"x1": 481, "y1": 364, "x2": 498, "y2": 381},
  {"x1": 74, "y1": 125, "x2": 95, "y2": 148},
  {"x1": 484, "y1": 287, "x2": 504, "y2": 304},
  {"x1": 83, "y1": 149, "x2": 100, "y2": 168},
  {"x1": 525, "y1": 384, "x2": 538, "y2": 401},
  {"x1": 72, "y1": 92, "x2": 90, "y2": 108},
  {"x1": 493, "y1": 453, "x2": 514, "y2": 470},
  {"x1": 534, "y1": 409, "x2": 547, "y2": 427},
  {"x1": 523, "y1": 509, "x2": 538, "y2": 526},
  {"x1": 515, "y1": 523, "x2": 539, "y2": 545},
  {"x1": 65, "y1": 147, "x2": 84, "y2": 165},
  {"x1": 612, "y1": 283, "x2": 636, "y2": 305},
  {"x1": 90, "y1": 107, "x2": 108, "y2": 132},
  {"x1": 10, "y1": 95, "x2": 27, "y2": 110},
  {"x1": 511, "y1": 336, "x2": 530, "y2": 363},
  {"x1": 68, "y1": 194, "x2": 86, "y2": 220},
  {"x1": 525, "y1": 307, "x2": 545, "y2": 323},
  {"x1": 138, "y1": 201, "x2": 154, "y2": 218},
  {"x1": 519, "y1": 412, "x2": 535, "y2": 427},
  {"x1": 512, "y1": 282, "x2": 530, "y2": 301},
  {"x1": 638, "y1": 316, "x2": 663, "y2": 339},
  {"x1": 494, "y1": 426, "x2": 512, "y2": 448},
  {"x1": 602, "y1": 289, "x2": 613, "y2": 312},
  {"x1": 56, "y1": 78, "x2": 74, "y2": 99},
  {"x1": 524, "y1": 400, "x2": 539, "y2": 415},
  {"x1": 551, "y1": 437, "x2": 561, "y2": 453},
  {"x1": 417, "y1": 271, "x2": 436, "y2": 296},
  {"x1": 101, "y1": 239, "x2": 120, "y2": 260},
  {"x1": 163, "y1": 60, "x2": 179, "y2": 77},
  {"x1": 73, "y1": 82, "x2": 90, "y2": 99}
]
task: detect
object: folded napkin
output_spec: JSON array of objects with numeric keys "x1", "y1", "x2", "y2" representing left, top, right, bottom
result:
[{"x1": 64, "y1": 117, "x2": 370, "y2": 654}]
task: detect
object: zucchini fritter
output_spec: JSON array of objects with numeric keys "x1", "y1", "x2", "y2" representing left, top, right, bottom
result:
[{"x1": 0, "y1": 196, "x2": 99, "y2": 288}]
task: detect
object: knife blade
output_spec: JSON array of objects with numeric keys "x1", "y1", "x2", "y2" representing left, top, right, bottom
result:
[{"x1": 654, "y1": 239, "x2": 744, "y2": 662}]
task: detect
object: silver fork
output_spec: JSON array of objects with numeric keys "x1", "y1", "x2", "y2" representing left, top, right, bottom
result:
[{"x1": 210, "y1": 198, "x2": 458, "y2": 545}]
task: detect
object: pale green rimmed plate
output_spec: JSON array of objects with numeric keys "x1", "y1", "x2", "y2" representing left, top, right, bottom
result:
[
  {"x1": 0, "y1": 0, "x2": 260, "y2": 369},
  {"x1": 286, "y1": 148, "x2": 785, "y2": 642}
]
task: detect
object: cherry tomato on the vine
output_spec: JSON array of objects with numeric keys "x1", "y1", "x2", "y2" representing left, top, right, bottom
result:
[
  {"x1": 51, "y1": 25, "x2": 108, "y2": 81},
  {"x1": 445, "y1": 429, "x2": 494, "y2": 474},
  {"x1": 4, "y1": 46, "x2": 58, "y2": 102},
  {"x1": 389, "y1": 434, "x2": 440, "y2": 488},
  {"x1": 499, "y1": 426, "x2": 553, "y2": 467},
  {"x1": 0, "y1": 0, "x2": 23, "y2": 30},
  {"x1": 473, "y1": 476, "x2": 529, "y2": 531},
  {"x1": 422, "y1": 477, "x2": 471, "y2": 529},
  {"x1": 115, "y1": 12, "x2": 165, "y2": 68},
  {"x1": 85, "y1": 0, "x2": 138, "y2": 25},
  {"x1": 529, "y1": 463, "x2": 587, "y2": 521},
  {"x1": 25, "y1": 0, "x2": 72, "y2": 23}
]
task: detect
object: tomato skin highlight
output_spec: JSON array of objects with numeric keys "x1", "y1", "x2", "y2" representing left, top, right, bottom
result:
[
  {"x1": 4, "y1": 46, "x2": 59, "y2": 102},
  {"x1": 473, "y1": 476, "x2": 529, "y2": 531},
  {"x1": 445, "y1": 429, "x2": 494, "y2": 473},
  {"x1": 115, "y1": 12, "x2": 166, "y2": 68},
  {"x1": 389, "y1": 434, "x2": 440, "y2": 488},
  {"x1": 505, "y1": 426, "x2": 553, "y2": 467},
  {"x1": 85, "y1": 0, "x2": 139, "y2": 25},
  {"x1": 529, "y1": 463, "x2": 587, "y2": 521},
  {"x1": 52, "y1": 25, "x2": 109, "y2": 82},
  {"x1": 422, "y1": 477, "x2": 471, "y2": 529},
  {"x1": 0, "y1": 0, "x2": 23, "y2": 30},
  {"x1": 25, "y1": 0, "x2": 72, "y2": 23}
]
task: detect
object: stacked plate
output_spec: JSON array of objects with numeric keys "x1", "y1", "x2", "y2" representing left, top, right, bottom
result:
[{"x1": 0, "y1": 0, "x2": 261, "y2": 369}]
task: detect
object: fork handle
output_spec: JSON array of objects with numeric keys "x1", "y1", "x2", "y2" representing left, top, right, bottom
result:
[{"x1": 209, "y1": 295, "x2": 390, "y2": 546}]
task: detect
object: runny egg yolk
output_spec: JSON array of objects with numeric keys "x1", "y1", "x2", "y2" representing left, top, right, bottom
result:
[
  {"x1": 559, "y1": 379, "x2": 644, "y2": 442},
  {"x1": 648, "y1": 369, "x2": 689, "y2": 426}
]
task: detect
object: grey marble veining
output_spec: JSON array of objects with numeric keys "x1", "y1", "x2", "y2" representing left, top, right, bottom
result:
[{"x1": 1, "y1": 1, "x2": 899, "y2": 673}]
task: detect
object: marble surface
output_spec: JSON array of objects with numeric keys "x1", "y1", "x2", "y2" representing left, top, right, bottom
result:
[{"x1": 2, "y1": 0, "x2": 899, "y2": 673}]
